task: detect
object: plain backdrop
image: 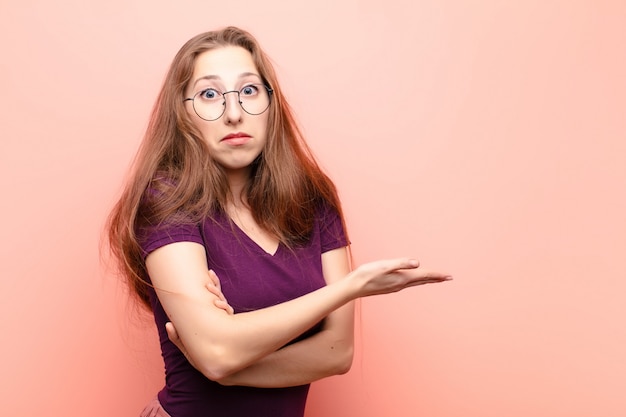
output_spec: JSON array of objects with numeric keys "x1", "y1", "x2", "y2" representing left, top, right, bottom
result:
[{"x1": 1, "y1": 1, "x2": 625, "y2": 416}]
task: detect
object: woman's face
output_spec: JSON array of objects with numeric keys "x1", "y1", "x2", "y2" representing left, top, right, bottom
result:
[{"x1": 185, "y1": 46, "x2": 270, "y2": 176}]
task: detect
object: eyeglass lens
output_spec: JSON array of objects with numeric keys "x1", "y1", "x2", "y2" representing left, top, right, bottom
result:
[{"x1": 191, "y1": 84, "x2": 271, "y2": 121}]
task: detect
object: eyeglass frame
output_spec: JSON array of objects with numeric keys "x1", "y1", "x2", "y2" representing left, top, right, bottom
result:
[{"x1": 183, "y1": 83, "x2": 274, "y2": 121}]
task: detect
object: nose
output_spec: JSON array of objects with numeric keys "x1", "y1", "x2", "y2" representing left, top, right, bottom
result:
[{"x1": 222, "y1": 90, "x2": 243, "y2": 124}]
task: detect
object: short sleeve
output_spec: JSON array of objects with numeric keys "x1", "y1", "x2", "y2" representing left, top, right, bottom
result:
[
  {"x1": 318, "y1": 202, "x2": 350, "y2": 253},
  {"x1": 137, "y1": 221, "x2": 204, "y2": 260}
]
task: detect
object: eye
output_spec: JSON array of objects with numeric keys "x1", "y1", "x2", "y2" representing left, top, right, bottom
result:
[
  {"x1": 240, "y1": 84, "x2": 260, "y2": 97},
  {"x1": 199, "y1": 88, "x2": 221, "y2": 100}
]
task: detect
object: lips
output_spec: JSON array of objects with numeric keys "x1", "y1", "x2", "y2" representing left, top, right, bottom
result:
[
  {"x1": 222, "y1": 132, "x2": 250, "y2": 140},
  {"x1": 221, "y1": 132, "x2": 252, "y2": 145}
]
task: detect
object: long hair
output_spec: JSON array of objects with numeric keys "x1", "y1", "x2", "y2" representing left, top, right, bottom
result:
[{"x1": 107, "y1": 26, "x2": 347, "y2": 309}]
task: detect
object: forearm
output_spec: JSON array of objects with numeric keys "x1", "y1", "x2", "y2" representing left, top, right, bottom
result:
[
  {"x1": 219, "y1": 318, "x2": 354, "y2": 388},
  {"x1": 147, "y1": 242, "x2": 359, "y2": 381},
  {"x1": 206, "y1": 279, "x2": 355, "y2": 376},
  {"x1": 163, "y1": 273, "x2": 358, "y2": 381},
  {"x1": 150, "y1": 243, "x2": 449, "y2": 382}
]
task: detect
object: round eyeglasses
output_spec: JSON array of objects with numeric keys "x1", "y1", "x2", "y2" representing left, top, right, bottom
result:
[{"x1": 184, "y1": 83, "x2": 274, "y2": 121}]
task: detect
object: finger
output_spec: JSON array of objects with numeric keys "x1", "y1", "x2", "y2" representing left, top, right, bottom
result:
[
  {"x1": 205, "y1": 283, "x2": 224, "y2": 298},
  {"x1": 407, "y1": 276, "x2": 453, "y2": 287},
  {"x1": 208, "y1": 269, "x2": 221, "y2": 290},
  {"x1": 165, "y1": 322, "x2": 190, "y2": 359},
  {"x1": 417, "y1": 276, "x2": 452, "y2": 283},
  {"x1": 382, "y1": 258, "x2": 420, "y2": 270},
  {"x1": 214, "y1": 299, "x2": 235, "y2": 315},
  {"x1": 165, "y1": 322, "x2": 180, "y2": 343},
  {"x1": 406, "y1": 269, "x2": 451, "y2": 279},
  {"x1": 361, "y1": 258, "x2": 420, "y2": 275},
  {"x1": 421, "y1": 273, "x2": 452, "y2": 280}
]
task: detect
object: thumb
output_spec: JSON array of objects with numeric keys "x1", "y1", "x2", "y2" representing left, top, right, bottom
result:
[{"x1": 165, "y1": 322, "x2": 179, "y2": 342}]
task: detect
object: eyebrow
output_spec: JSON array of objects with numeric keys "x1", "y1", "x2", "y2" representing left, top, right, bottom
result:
[{"x1": 191, "y1": 72, "x2": 262, "y2": 90}]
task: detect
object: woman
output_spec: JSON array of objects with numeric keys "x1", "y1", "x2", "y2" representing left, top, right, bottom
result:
[{"x1": 107, "y1": 26, "x2": 450, "y2": 417}]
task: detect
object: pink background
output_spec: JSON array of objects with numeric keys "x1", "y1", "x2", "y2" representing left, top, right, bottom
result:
[{"x1": 1, "y1": 1, "x2": 625, "y2": 416}]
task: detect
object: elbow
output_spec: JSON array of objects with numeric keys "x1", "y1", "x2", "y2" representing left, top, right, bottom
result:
[
  {"x1": 336, "y1": 357, "x2": 352, "y2": 375},
  {"x1": 339, "y1": 350, "x2": 354, "y2": 375},
  {"x1": 198, "y1": 363, "x2": 231, "y2": 382},
  {"x1": 194, "y1": 345, "x2": 245, "y2": 382},
  {"x1": 332, "y1": 344, "x2": 354, "y2": 376}
]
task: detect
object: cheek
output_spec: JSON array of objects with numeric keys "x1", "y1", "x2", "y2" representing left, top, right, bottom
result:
[
  {"x1": 260, "y1": 113, "x2": 270, "y2": 137},
  {"x1": 192, "y1": 119, "x2": 218, "y2": 142},
  {"x1": 182, "y1": 108, "x2": 202, "y2": 134},
  {"x1": 185, "y1": 107, "x2": 195, "y2": 121},
  {"x1": 259, "y1": 123, "x2": 269, "y2": 148}
]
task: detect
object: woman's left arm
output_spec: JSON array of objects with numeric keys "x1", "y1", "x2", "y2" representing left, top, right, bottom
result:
[{"x1": 169, "y1": 246, "x2": 355, "y2": 388}]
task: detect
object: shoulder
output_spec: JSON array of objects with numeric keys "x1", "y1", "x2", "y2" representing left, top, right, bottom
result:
[
  {"x1": 136, "y1": 175, "x2": 209, "y2": 260},
  {"x1": 314, "y1": 198, "x2": 349, "y2": 252}
]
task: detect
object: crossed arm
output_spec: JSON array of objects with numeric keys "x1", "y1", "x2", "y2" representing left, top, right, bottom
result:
[
  {"x1": 165, "y1": 246, "x2": 355, "y2": 388},
  {"x1": 219, "y1": 246, "x2": 355, "y2": 387},
  {"x1": 146, "y1": 241, "x2": 450, "y2": 386}
]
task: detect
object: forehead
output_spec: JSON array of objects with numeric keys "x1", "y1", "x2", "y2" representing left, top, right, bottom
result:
[{"x1": 191, "y1": 46, "x2": 259, "y2": 85}]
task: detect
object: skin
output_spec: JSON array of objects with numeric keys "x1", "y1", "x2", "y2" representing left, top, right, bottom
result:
[
  {"x1": 186, "y1": 46, "x2": 269, "y2": 180},
  {"x1": 185, "y1": 46, "x2": 276, "y2": 254},
  {"x1": 147, "y1": 46, "x2": 452, "y2": 387}
]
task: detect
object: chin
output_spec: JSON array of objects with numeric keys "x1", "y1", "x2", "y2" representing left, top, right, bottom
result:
[{"x1": 220, "y1": 160, "x2": 257, "y2": 173}]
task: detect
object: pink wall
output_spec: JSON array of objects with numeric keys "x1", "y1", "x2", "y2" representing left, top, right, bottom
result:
[{"x1": 1, "y1": 1, "x2": 624, "y2": 415}]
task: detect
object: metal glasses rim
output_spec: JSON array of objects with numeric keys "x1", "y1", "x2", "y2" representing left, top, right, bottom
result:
[{"x1": 183, "y1": 84, "x2": 274, "y2": 122}]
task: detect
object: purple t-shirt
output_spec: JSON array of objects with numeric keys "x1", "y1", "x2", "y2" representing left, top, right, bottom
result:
[{"x1": 139, "y1": 203, "x2": 348, "y2": 417}]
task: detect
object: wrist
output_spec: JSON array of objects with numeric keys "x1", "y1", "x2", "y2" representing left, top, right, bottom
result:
[{"x1": 337, "y1": 269, "x2": 362, "y2": 302}]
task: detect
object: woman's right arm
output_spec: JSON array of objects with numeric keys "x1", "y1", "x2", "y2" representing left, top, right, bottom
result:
[{"x1": 145, "y1": 241, "x2": 450, "y2": 383}]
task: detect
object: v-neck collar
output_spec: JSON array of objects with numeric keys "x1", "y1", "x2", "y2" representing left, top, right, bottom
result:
[{"x1": 228, "y1": 216, "x2": 280, "y2": 257}]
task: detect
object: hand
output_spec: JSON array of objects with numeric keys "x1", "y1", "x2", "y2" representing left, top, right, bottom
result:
[
  {"x1": 206, "y1": 269, "x2": 235, "y2": 315},
  {"x1": 165, "y1": 321, "x2": 195, "y2": 366},
  {"x1": 353, "y1": 258, "x2": 451, "y2": 297}
]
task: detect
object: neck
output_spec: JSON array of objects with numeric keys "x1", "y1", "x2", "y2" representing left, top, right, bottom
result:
[{"x1": 224, "y1": 167, "x2": 251, "y2": 207}]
